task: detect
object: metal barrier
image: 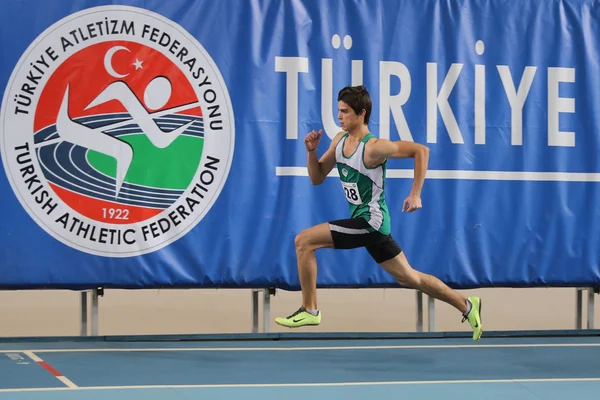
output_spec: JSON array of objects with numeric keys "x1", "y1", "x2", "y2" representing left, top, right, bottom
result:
[{"x1": 77, "y1": 287, "x2": 598, "y2": 336}]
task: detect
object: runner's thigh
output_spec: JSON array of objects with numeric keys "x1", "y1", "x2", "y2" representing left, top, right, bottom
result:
[{"x1": 329, "y1": 218, "x2": 382, "y2": 249}]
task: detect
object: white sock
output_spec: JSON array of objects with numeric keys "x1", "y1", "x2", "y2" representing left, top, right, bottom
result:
[{"x1": 306, "y1": 309, "x2": 319, "y2": 316}]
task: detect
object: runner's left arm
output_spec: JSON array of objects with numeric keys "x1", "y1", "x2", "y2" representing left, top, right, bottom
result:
[{"x1": 365, "y1": 139, "x2": 429, "y2": 212}]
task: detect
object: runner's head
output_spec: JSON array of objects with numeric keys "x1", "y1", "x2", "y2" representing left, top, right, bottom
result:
[{"x1": 337, "y1": 85, "x2": 371, "y2": 128}]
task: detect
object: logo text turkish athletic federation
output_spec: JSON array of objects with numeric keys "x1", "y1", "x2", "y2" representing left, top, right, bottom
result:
[{"x1": 0, "y1": 6, "x2": 235, "y2": 257}]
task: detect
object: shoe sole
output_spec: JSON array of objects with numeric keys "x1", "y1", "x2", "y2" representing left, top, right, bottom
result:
[{"x1": 275, "y1": 320, "x2": 320, "y2": 328}]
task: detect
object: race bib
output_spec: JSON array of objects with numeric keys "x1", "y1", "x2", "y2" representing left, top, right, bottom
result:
[{"x1": 341, "y1": 181, "x2": 363, "y2": 205}]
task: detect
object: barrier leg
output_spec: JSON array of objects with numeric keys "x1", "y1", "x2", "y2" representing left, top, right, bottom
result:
[
  {"x1": 416, "y1": 291, "x2": 423, "y2": 332},
  {"x1": 427, "y1": 295, "x2": 435, "y2": 332},
  {"x1": 576, "y1": 288, "x2": 583, "y2": 330},
  {"x1": 250, "y1": 289, "x2": 275, "y2": 333},
  {"x1": 263, "y1": 289, "x2": 271, "y2": 333},
  {"x1": 80, "y1": 291, "x2": 88, "y2": 336},
  {"x1": 251, "y1": 289, "x2": 260, "y2": 333},
  {"x1": 91, "y1": 289, "x2": 99, "y2": 336},
  {"x1": 587, "y1": 288, "x2": 595, "y2": 329}
]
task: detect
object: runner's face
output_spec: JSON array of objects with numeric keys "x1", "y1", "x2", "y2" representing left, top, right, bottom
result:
[{"x1": 337, "y1": 101, "x2": 363, "y2": 131}]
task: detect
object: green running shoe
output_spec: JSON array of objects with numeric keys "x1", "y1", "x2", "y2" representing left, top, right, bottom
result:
[
  {"x1": 275, "y1": 307, "x2": 321, "y2": 328},
  {"x1": 462, "y1": 296, "x2": 483, "y2": 341}
]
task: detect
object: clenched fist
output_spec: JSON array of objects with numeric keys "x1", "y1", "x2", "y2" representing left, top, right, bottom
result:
[{"x1": 304, "y1": 129, "x2": 323, "y2": 152}]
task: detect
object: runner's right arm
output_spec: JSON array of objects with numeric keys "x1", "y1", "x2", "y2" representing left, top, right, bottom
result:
[{"x1": 305, "y1": 130, "x2": 344, "y2": 185}]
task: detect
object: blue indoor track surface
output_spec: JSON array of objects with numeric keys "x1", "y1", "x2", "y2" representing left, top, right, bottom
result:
[{"x1": 1, "y1": 332, "x2": 600, "y2": 399}]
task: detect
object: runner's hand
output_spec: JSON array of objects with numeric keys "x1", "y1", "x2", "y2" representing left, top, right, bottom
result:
[
  {"x1": 304, "y1": 129, "x2": 323, "y2": 152},
  {"x1": 402, "y1": 194, "x2": 422, "y2": 213}
]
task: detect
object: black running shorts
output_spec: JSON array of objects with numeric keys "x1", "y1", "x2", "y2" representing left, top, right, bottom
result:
[{"x1": 329, "y1": 218, "x2": 402, "y2": 263}]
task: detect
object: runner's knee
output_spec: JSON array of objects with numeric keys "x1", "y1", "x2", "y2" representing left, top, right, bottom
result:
[
  {"x1": 381, "y1": 256, "x2": 420, "y2": 287},
  {"x1": 294, "y1": 229, "x2": 313, "y2": 252},
  {"x1": 396, "y1": 266, "x2": 420, "y2": 287}
]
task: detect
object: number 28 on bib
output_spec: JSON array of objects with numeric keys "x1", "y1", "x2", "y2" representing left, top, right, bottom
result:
[{"x1": 341, "y1": 181, "x2": 363, "y2": 205}]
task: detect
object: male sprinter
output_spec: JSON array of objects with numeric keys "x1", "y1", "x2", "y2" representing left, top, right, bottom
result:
[{"x1": 275, "y1": 85, "x2": 483, "y2": 341}]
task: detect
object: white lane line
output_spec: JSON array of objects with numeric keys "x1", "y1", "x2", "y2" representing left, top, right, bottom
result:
[{"x1": 2, "y1": 377, "x2": 600, "y2": 393}]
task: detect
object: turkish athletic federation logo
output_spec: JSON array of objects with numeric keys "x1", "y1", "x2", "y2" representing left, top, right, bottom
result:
[{"x1": 0, "y1": 6, "x2": 235, "y2": 257}]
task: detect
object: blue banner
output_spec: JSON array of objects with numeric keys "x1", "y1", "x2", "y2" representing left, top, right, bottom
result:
[{"x1": 1, "y1": 0, "x2": 599, "y2": 290}]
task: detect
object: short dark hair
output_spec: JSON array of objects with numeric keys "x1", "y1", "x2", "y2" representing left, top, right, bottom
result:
[{"x1": 337, "y1": 85, "x2": 372, "y2": 125}]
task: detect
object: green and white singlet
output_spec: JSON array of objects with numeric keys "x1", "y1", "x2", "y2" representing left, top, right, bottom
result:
[{"x1": 335, "y1": 132, "x2": 391, "y2": 235}]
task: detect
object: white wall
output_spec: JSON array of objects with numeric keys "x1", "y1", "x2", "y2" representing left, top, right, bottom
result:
[{"x1": 0, "y1": 287, "x2": 598, "y2": 337}]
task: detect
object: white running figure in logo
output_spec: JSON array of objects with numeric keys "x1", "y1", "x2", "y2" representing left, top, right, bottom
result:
[{"x1": 56, "y1": 76, "x2": 195, "y2": 198}]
